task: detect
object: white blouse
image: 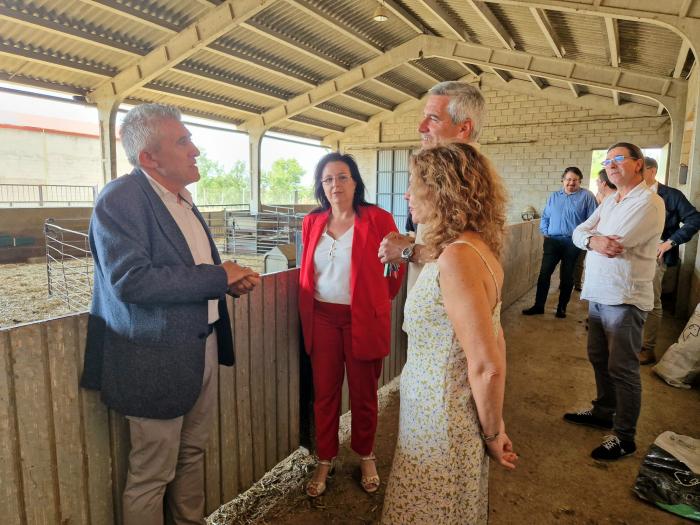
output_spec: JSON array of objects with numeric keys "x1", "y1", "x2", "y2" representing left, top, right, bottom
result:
[{"x1": 313, "y1": 226, "x2": 354, "y2": 305}]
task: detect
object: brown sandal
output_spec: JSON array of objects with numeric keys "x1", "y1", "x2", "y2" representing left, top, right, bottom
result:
[
  {"x1": 306, "y1": 459, "x2": 334, "y2": 498},
  {"x1": 360, "y1": 453, "x2": 380, "y2": 493}
]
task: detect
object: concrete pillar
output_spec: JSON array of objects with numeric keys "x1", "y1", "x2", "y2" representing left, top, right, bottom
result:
[
  {"x1": 683, "y1": 66, "x2": 700, "y2": 316},
  {"x1": 96, "y1": 98, "x2": 121, "y2": 186},
  {"x1": 665, "y1": 91, "x2": 687, "y2": 189},
  {"x1": 248, "y1": 128, "x2": 264, "y2": 215}
]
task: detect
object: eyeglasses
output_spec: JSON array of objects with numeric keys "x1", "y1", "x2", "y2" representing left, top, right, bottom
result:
[
  {"x1": 601, "y1": 155, "x2": 636, "y2": 167},
  {"x1": 321, "y1": 175, "x2": 351, "y2": 186}
]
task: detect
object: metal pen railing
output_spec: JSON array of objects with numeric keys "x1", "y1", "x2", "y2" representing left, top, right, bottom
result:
[
  {"x1": 44, "y1": 219, "x2": 93, "y2": 310},
  {"x1": 42, "y1": 207, "x2": 305, "y2": 309},
  {"x1": 1, "y1": 184, "x2": 97, "y2": 207}
]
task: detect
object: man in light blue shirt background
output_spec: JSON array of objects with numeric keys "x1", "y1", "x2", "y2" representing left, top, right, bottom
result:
[{"x1": 523, "y1": 166, "x2": 597, "y2": 318}]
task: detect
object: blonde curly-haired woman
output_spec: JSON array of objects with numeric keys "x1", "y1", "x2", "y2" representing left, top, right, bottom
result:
[{"x1": 382, "y1": 143, "x2": 517, "y2": 524}]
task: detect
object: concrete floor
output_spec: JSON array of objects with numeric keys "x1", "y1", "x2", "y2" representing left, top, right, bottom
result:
[{"x1": 224, "y1": 286, "x2": 699, "y2": 525}]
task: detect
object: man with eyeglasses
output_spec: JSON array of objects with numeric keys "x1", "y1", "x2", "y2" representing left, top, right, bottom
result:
[
  {"x1": 378, "y1": 81, "x2": 485, "y2": 289},
  {"x1": 565, "y1": 142, "x2": 664, "y2": 461},
  {"x1": 522, "y1": 167, "x2": 597, "y2": 319},
  {"x1": 638, "y1": 157, "x2": 700, "y2": 365}
]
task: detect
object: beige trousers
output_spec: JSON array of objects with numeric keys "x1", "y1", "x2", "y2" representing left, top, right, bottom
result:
[
  {"x1": 122, "y1": 332, "x2": 219, "y2": 525},
  {"x1": 642, "y1": 260, "x2": 667, "y2": 352}
]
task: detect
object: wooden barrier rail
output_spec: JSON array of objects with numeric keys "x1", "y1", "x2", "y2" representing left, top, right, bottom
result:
[{"x1": 0, "y1": 220, "x2": 541, "y2": 525}]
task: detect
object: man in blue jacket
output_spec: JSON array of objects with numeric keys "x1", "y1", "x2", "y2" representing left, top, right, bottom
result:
[
  {"x1": 523, "y1": 167, "x2": 597, "y2": 318},
  {"x1": 639, "y1": 157, "x2": 700, "y2": 364},
  {"x1": 81, "y1": 103, "x2": 259, "y2": 525}
]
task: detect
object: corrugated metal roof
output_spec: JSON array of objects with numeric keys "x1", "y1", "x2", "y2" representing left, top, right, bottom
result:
[{"x1": 0, "y1": 0, "x2": 693, "y2": 140}]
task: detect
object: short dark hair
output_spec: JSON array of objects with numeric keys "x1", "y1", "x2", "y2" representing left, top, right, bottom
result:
[
  {"x1": 598, "y1": 168, "x2": 617, "y2": 190},
  {"x1": 644, "y1": 156, "x2": 658, "y2": 170},
  {"x1": 312, "y1": 152, "x2": 369, "y2": 213},
  {"x1": 562, "y1": 167, "x2": 583, "y2": 181}
]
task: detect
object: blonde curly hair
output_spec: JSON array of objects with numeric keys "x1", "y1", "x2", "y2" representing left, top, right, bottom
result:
[{"x1": 409, "y1": 142, "x2": 508, "y2": 258}]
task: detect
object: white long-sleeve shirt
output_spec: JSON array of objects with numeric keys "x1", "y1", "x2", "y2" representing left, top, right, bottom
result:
[
  {"x1": 572, "y1": 181, "x2": 664, "y2": 311},
  {"x1": 145, "y1": 173, "x2": 220, "y2": 324}
]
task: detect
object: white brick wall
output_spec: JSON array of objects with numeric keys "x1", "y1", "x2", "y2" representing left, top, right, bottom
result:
[{"x1": 342, "y1": 85, "x2": 670, "y2": 222}]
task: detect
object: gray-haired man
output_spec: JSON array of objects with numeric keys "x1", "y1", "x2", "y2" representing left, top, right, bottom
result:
[
  {"x1": 81, "y1": 103, "x2": 259, "y2": 524},
  {"x1": 378, "y1": 81, "x2": 486, "y2": 285}
]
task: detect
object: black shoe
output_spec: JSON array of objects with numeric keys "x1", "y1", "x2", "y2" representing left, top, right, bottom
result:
[
  {"x1": 555, "y1": 307, "x2": 566, "y2": 319},
  {"x1": 563, "y1": 409, "x2": 613, "y2": 429},
  {"x1": 591, "y1": 435, "x2": 636, "y2": 461},
  {"x1": 522, "y1": 306, "x2": 544, "y2": 315}
]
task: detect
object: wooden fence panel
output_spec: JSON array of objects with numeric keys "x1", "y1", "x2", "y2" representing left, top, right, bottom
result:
[
  {"x1": 77, "y1": 315, "x2": 115, "y2": 525},
  {"x1": 262, "y1": 279, "x2": 278, "y2": 471},
  {"x1": 220, "y1": 296, "x2": 240, "y2": 503},
  {"x1": 46, "y1": 317, "x2": 90, "y2": 525},
  {"x1": 0, "y1": 330, "x2": 23, "y2": 525},
  {"x1": 11, "y1": 324, "x2": 60, "y2": 524},
  {"x1": 287, "y1": 271, "x2": 300, "y2": 451},
  {"x1": 275, "y1": 271, "x2": 290, "y2": 462},
  {"x1": 233, "y1": 293, "x2": 254, "y2": 491},
  {"x1": 248, "y1": 284, "x2": 267, "y2": 482}
]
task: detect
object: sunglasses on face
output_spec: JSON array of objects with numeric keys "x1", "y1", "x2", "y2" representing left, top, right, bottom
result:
[{"x1": 601, "y1": 155, "x2": 637, "y2": 167}]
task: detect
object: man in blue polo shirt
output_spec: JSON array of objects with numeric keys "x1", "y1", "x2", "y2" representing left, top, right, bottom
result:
[{"x1": 523, "y1": 167, "x2": 597, "y2": 318}]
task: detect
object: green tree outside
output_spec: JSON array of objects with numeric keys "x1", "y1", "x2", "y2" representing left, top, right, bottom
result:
[
  {"x1": 261, "y1": 158, "x2": 314, "y2": 205},
  {"x1": 195, "y1": 150, "x2": 249, "y2": 205}
]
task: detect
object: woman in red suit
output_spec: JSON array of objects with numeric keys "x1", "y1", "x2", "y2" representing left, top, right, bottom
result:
[{"x1": 299, "y1": 152, "x2": 404, "y2": 497}]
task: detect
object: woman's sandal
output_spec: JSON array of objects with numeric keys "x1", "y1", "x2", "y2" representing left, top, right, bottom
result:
[
  {"x1": 360, "y1": 453, "x2": 380, "y2": 494},
  {"x1": 306, "y1": 459, "x2": 334, "y2": 498}
]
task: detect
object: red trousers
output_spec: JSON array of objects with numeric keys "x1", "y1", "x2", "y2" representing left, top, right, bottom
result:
[{"x1": 310, "y1": 300, "x2": 383, "y2": 460}]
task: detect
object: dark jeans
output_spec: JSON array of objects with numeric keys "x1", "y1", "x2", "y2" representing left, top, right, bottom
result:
[
  {"x1": 534, "y1": 236, "x2": 582, "y2": 310},
  {"x1": 587, "y1": 302, "x2": 647, "y2": 442}
]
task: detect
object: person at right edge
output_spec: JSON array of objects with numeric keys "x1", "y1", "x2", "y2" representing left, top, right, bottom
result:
[
  {"x1": 639, "y1": 156, "x2": 700, "y2": 365},
  {"x1": 565, "y1": 142, "x2": 664, "y2": 461}
]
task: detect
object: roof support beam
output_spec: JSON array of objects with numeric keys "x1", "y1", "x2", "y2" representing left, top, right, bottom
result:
[
  {"x1": 86, "y1": 0, "x2": 275, "y2": 102},
  {"x1": 612, "y1": 90, "x2": 620, "y2": 106},
  {"x1": 467, "y1": 1, "x2": 515, "y2": 50},
  {"x1": 673, "y1": 39, "x2": 691, "y2": 78},
  {"x1": 483, "y1": 0, "x2": 699, "y2": 47},
  {"x1": 679, "y1": 0, "x2": 694, "y2": 17},
  {"x1": 604, "y1": 17, "x2": 620, "y2": 68},
  {"x1": 569, "y1": 82, "x2": 580, "y2": 97},
  {"x1": 492, "y1": 68, "x2": 511, "y2": 82},
  {"x1": 380, "y1": 0, "x2": 426, "y2": 33},
  {"x1": 415, "y1": 0, "x2": 466, "y2": 40},
  {"x1": 528, "y1": 74, "x2": 546, "y2": 89},
  {"x1": 240, "y1": 37, "x2": 425, "y2": 131},
  {"x1": 529, "y1": 8, "x2": 565, "y2": 58},
  {"x1": 420, "y1": 35, "x2": 680, "y2": 108}
]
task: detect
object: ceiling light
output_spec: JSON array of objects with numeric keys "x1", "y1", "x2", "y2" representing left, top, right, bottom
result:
[{"x1": 373, "y1": 4, "x2": 389, "y2": 22}]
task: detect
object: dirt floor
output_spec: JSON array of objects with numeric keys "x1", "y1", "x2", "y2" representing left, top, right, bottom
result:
[
  {"x1": 221, "y1": 287, "x2": 698, "y2": 525},
  {"x1": 0, "y1": 262, "x2": 72, "y2": 328},
  {"x1": 0, "y1": 255, "x2": 266, "y2": 328}
]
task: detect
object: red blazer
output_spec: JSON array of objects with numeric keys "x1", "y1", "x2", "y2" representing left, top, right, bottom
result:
[{"x1": 299, "y1": 205, "x2": 405, "y2": 361}]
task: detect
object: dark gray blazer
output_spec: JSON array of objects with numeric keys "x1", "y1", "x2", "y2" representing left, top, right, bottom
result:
[
  {"x1": 657, "y1": 183, "x2": 700, "y2": 267},
  {"x1": 80, "y1": 169, "x2": 234, "y2": 419}
]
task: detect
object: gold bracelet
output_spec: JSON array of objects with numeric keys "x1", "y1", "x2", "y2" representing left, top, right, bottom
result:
[{"x1": 481, "y1": 431, "x2": 499, "y2": 442}]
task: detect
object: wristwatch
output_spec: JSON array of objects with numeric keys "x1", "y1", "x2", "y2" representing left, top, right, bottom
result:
[
  {"x1": 584, "y1": 236, "x2": 593, "y2": 250},
  {"x1": 400, "y1": 243, "x2": 415, "y2": 263},
  {"x1": 668, "y1": 239, "x2": 678, "y2": 247}
]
